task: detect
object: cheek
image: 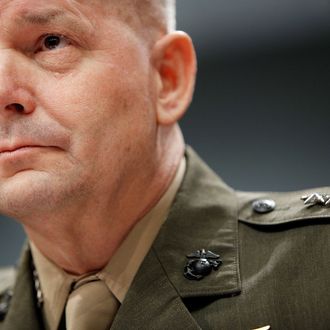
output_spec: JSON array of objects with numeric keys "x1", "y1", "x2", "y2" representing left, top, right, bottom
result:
[{"x1": 35, "y1": 55, "x2": 157, "y2": 158}]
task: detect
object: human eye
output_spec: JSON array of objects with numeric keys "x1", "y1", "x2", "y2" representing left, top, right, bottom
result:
[
  {"x1": 37, "y1": 34, "x2": 71, "y2": 52},
  {"x1": 31, "y1": 32, "x2": 81, "y2": 72}
]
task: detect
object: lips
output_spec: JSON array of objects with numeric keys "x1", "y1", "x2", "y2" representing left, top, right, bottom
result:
[{"x1": 0, "y1": 144, "x2": 43, "y2": 154}]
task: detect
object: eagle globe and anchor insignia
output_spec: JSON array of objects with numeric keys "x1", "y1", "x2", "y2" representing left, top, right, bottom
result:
[{"x1": 184, "y1": 249, "x2": 222, "y2": 280}]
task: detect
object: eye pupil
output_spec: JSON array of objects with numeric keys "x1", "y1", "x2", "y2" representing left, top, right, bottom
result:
[{"x1": 44, "y1": 36, "x2": 61, "y2": 50}]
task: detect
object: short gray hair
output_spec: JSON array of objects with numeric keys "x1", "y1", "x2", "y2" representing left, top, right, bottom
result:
[
  {"x1": 163, "y1": 0, "x2": 176, "y2": 31},
  {"x1": 105, "y1": 0, "x2": 176, "y2": 42},
  {"x1": 135, "y1": 0, "x2": 176, "y2": 33}
]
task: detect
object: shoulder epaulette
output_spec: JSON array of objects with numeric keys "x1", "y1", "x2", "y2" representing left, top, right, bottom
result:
[{"x1": 237, "y1": 187, "x2": 330, "y2": 225}]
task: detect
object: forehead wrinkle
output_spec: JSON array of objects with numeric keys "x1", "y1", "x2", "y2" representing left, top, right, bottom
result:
[{"x1": 12, "y1": 6, "x2": 95, "y2": 38}]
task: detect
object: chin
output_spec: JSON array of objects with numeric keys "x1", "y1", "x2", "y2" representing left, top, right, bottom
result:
[{"x1": 0, "y1": 170, "x2": 83, "y2": 220}]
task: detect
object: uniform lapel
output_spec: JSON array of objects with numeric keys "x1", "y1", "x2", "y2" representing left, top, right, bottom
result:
[
  {"x1": 112, "y1": 147, "x2": 241, "y2": 328},
  {"x1": 153, "y1": 147, "x2": 241, "y2": 299},
  {"x1": 1, "y1": 245, "x2": 43, "y2": 330},
  {"x1": 111, "y1": 248, "x2": 201, "y2": 329}
]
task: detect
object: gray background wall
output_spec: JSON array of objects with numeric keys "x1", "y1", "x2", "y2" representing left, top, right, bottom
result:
[{"x1": 1, "y1": 0, "x2": 330, "y2": 266}]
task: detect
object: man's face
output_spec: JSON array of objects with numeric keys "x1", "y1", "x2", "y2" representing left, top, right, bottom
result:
[{"x1": 0, "y1": 0, "x2": 158, "y2": 218}]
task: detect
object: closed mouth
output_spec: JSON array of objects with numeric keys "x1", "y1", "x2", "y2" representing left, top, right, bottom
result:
[{"x1": 0, "y1": 145, "x2": 43, "y2": 155}]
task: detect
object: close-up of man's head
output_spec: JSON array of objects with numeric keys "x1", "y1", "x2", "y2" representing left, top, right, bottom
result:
[{"x1": 0, "y1": 0, "x2": 196, "y2": 228}]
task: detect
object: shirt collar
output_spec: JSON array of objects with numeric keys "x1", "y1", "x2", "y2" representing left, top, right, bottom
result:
[
  {"x1": 99, "y1": 157, "x2": 186, "y2": 302},
  {"x1": 30, "y1": 157, "x2": 186, "y2": 330}
]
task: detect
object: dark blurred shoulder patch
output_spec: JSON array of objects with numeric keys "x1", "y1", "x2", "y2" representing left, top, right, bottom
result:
[
  {"x1": 0, "y1": 267, "x2": 16, "y2": 321},
  {"x1": 237, "y1": 187, "x2": 330, "y2": 226}
]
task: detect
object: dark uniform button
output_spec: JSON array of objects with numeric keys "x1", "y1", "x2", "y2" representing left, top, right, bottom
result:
[
  {"x1": 252, "y1": 199, "x2": 276, "y2": 214},
  {"x1": 0, "y1": 290, "x2": 13, "y2": 321}
]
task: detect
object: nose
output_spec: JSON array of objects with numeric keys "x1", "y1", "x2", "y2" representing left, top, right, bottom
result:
[{"x1": 0, "y1": 50, "x2": 36, "y2": 118}]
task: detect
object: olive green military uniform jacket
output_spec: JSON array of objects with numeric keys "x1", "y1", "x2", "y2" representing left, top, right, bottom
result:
[{"x1": 1, "y1": 147, "x2": 330, "y2": 330}]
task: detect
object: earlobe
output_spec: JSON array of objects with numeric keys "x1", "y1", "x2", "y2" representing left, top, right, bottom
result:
[{"x1": 152, "y1": 31, "x2": 197, "y2": 126}]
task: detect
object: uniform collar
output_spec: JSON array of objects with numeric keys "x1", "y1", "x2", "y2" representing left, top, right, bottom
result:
[
  {"x1": 100, "y1": 157, "x2": 186, "y2": 302},
  {"x1": 111, "y1": 147, "x2": 241, "y2": 329},
  {"x1": 152, "y1": 146, "x2": 241, "y2": 298}
]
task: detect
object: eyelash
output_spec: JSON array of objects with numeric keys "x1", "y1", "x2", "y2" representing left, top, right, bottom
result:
[{"x1": 36, "y1": 33, "x2": 71, "y2": 52}]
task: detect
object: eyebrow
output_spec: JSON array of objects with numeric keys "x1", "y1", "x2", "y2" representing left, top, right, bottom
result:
[{"x1": 17, "y1": 9, "x2": 68, "y2": 25}]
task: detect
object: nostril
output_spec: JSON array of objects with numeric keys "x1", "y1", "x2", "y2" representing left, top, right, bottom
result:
[
  {"x1": 5, "y1": 103, "x2": 25, "y2": 112},
  {"x1": 14, "y1": 103, "x2": 24, "y2": 112}
]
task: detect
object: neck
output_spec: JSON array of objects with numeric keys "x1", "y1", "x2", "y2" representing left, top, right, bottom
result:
[{"x1": 24, "y1": 125, "x2": 184, "y2": 275}]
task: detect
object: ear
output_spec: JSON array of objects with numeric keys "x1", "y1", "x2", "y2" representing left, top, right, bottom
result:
[{"x1": 151, "y1": 31, "x2": 197, "y2": 126}]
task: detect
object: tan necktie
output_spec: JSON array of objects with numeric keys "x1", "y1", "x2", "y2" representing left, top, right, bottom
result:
[{"x1": 65, "y1": 277, "x2": 120, "y2": 330}]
